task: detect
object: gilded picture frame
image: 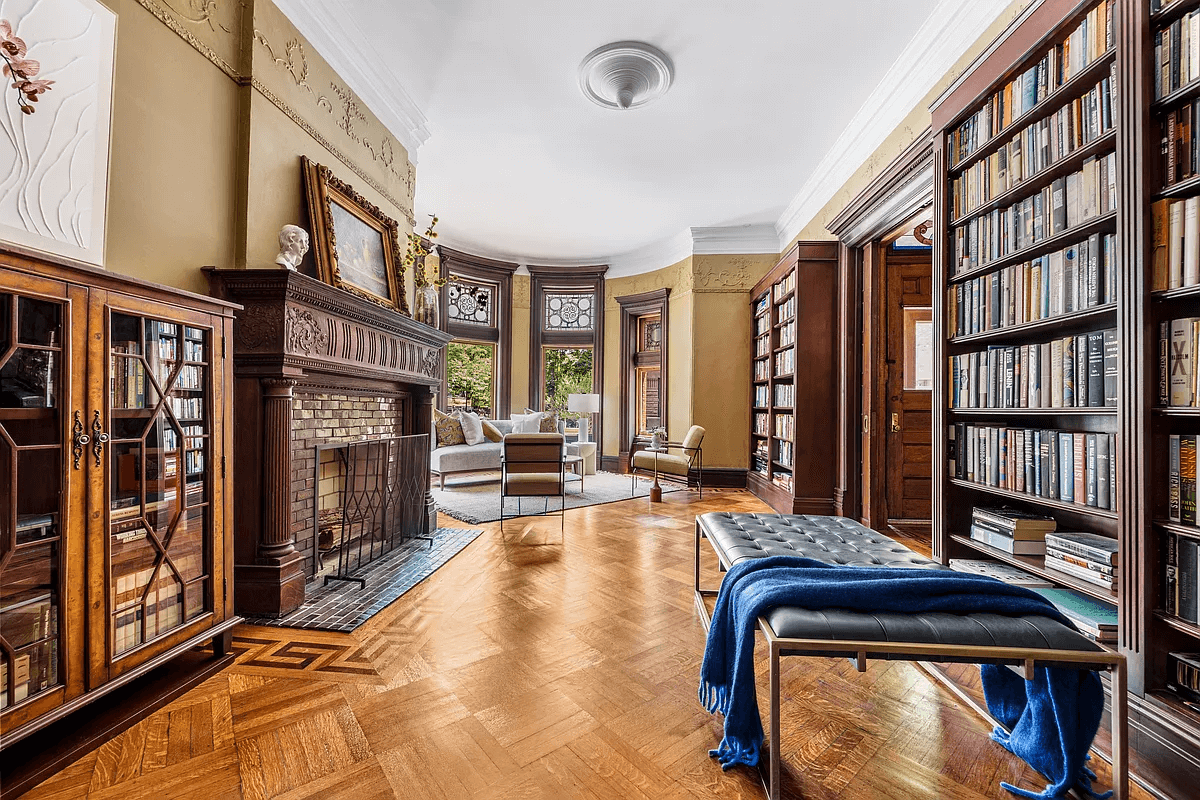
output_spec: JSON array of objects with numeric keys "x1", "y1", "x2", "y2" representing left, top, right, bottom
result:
[{"x1": 301, "y1": 156, "x2": 409, "y2": 315}]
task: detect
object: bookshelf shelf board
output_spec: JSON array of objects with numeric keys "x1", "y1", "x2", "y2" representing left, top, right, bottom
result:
[
  {"x1": 949, "y1": 50, "x2": 1116, "y2": 175},
  {"x1": 1152, "y1": 407, "x2": 1200, "y2": 416},
  {"x1": 0, "y1": 408, "x2": 56, "y2": 420},
  {"x1": 948, "y1": 533, "x2": 1118, "y2": 603},
  {"x1": 755, "y1": 332, "x2": 770, "y2": 340},
  {"x1": 948, "y1": 406, "x2": 1117, "y2": 416},
  {"x1": 949, "y1": 303, "x2": 1116, "y2": 346},
  {"x1": 1155, "y1": 172, "x2": 1200, "y2": 200},
  {"x1": 772, "y1": 461, "x2": 794, "y2": 471},
  {"x1": 774, "y1": 374, "x2": 794, "y2": 380},
  {"x1": 948, "y1": 478, "x2": 1118, "y2": 520},
  {"x1": 1154, "y1": 520, "x2": 1200, "y2": 540},
  {"x1": 774, "y1": 289, "x2": 795, "y2": 303},
  {"x1": 773, "y1": 405, "x2": 794, "y2": 411},
  {"x1": 950, "y1": 211, "x2": 1118, "y2": 283},
  {"x1": 1151, "y1": 283, "x2": 1200, "y2": 301},
  {"x1": 752, "y1": 406, "x2": 769, "y2": 411},
  {"x1": 751, "y1": 432, "x2": 769, "y2": 438},
  {"x1": 950, "y1": 131, "x2": 1117, "y2": 228},
  {"x1": 773, "y1": 345, "x2": 794, "y2": 354},
  {"x1": 1151, "y1": 78, "x2": 1200, "y2": 113},
  {"x1": 753, "y1": 379, "x2": 769, "y2": 385},
  {"x1": 111, "y1": 409, "x2": 153, "y2": 418},
  {"x1": 773, "y1": 436, "x2": 794, "y2": 444},
  {"x1": 1144, "y1": 691, "x2": 1200, "y2": 732},
  {"x1": 775, "y1": 317, "x2": 795, "y2": 329},
  {"x1": 1150, "y1": 0, "x2": 1200, "y2": 28},
  {"x1": 15, "y1": 536, "x2": 61, "y2": 551},
  {"x1": 1155, "y1": 610, "x2": 1200, "y2": 641}
]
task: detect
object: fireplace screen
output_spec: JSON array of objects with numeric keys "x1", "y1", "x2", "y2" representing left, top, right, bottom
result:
[{"x1": 313, "y1": 434, "x2": 430, "y2": 586}]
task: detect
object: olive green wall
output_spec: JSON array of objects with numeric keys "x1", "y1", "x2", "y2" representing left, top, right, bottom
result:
[
  {"x1": 91, "y1": 0, "x2": 417, "y2": 299},
  {"x1": 98, "y1": 0, "x2": 240, "y2": 295}
]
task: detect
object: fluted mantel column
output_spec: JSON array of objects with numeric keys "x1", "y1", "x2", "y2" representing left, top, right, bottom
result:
[{"x1": 260, "y1": 378, "x2": 297, "y2": 561}]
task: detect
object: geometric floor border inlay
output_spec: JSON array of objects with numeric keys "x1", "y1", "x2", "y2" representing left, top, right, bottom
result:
[{"x1": 242, "y1": 527, "x2": 482, "y2": 632}]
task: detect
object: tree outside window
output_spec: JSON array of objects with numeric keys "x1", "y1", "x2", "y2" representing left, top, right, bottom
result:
[
  {"x1": 542, "y1": 347, "x2": 593, "y2": 419},
  {"x1": 446, "y1": 341, "x2": 495, "y2": 417}
]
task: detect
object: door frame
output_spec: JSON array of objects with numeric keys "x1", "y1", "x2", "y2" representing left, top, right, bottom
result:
[{"x1": 826, "y1": 129, "x2": 934, "y2": 529}]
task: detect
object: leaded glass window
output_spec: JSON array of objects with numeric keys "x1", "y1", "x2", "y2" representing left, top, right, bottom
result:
[
  {"x1": 639, "y1": 316, "x2": 661, "y2": 352},
  {"x1": 544, "y1": 292, "x2": 594, "y2": 331},
  {"x1": 447, "y1": 279, "x2": 494, "y2": 326}
]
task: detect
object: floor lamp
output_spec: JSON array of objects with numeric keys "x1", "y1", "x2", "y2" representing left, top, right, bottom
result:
[{"x1": 567, "y1": 393, "x2": 600, "y2": 443}]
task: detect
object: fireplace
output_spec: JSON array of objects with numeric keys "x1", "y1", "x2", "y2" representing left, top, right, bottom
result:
[
  {"x1": 206, "y1": 269, "x2": 452, "y2": 617},
  {"x1": 312, "y1": 434, "x2": 430, "y2": 585}
]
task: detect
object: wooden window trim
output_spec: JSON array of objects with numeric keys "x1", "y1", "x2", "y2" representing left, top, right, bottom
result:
[
  {"x1": 528, "y1": 264, "x2": 607, "y2": 444},
  {"x1": 615, "y1": 288, "x2": 669, "y2": 469},
  {"x1": 436, "y1": 247, "x2": 517, "y2": 418}
]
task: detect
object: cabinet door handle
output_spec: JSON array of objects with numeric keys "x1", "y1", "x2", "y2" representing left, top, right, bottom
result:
[
  {"x1": 72, "y1": 410, "x2": 90, "y2": 470},
  {"x1": 91, "y1": 410, "x2": 109, "y2": 468}
]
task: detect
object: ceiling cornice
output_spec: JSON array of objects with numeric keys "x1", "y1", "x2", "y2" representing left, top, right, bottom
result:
[
  {"x1": 274, "y1": 0, "x2": 431, "y2": 161},
  {"x1": 772, "y1": 0, "x2": 1015, "y2": 250},
  {"x1": 690, "y1": 225, "x2": 780, "y2": 255}
]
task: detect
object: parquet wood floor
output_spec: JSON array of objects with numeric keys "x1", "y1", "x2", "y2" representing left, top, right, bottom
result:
[{"x1": 24, "y1": 490, "x2": 1152, "y2": 799}]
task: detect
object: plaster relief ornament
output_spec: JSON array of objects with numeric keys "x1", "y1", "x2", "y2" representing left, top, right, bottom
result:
[
  {"x1": 0, "y1": 19, "x2": 54, "y2": 115},
  {"x1": 275, "y1": 224, "x2": 310, "y2": 270}
]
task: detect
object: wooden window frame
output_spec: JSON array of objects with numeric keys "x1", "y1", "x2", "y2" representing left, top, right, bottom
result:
[
  {"x1": 615, "y1": 288, "x2": 669, "y2": 470},
  {"x1": 436, "y1": 248, "x2": 517, "y2": 418},
  {"x1": 445, "y1": 338, "x2": 498, "y2": 417},
  {"x1": 528, "y1": 264, "x2": 607, "y2": 444}
]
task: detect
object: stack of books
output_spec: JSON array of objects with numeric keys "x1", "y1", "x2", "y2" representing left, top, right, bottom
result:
[
  {"x1": 1031, "y1": 586, "x2": 1118, "y2": 644},
  {"x1": 969, "y1": 506, "x2": 1056, "y2": 554},
  {"x1": 1045, "y1": 531, "x2": 1118, "y2": 591},
  {"x1": 1166, "y1": 533, "x2": 1200, "y2": 623},
  {"x1": 1169, "y1": 652, "x2": 1200, "y2": 710}
]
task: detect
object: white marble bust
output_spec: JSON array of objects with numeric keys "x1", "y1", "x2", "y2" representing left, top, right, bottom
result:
[{"x1": 275, "y1": 224, "x2": 310, "y2": 270}]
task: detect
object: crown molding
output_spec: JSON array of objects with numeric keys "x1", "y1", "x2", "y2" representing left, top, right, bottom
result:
[
  {"x1": 690, "y1": 225, "x2": 780, "y2": 255},
  {"x1": 773, "y1": 0, "x2": 1015, "y2": 250},
  {"x1": 273, "y1": 0, "x2": 431, "y2": 161}
]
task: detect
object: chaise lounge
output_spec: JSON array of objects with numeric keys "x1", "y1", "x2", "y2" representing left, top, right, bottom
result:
[{"x1": 693, "y1": 511, "x2": 1128, "y2": 800}]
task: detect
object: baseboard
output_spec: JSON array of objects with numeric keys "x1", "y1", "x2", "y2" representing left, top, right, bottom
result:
[{"x1": 695, "y1": 467, "x2": 748, "y2": 489}]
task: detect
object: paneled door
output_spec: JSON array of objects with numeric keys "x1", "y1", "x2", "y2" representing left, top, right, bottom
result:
[{"x1": 883, "y1": 248, "x2": 933, "y2": 538}]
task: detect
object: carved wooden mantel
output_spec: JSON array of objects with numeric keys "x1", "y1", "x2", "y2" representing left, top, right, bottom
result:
[{"x1": 206, "y1": 269, "x2": 452, "y2": 617}]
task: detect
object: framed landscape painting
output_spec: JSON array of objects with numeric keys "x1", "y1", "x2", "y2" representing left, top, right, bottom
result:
[{"x1": 301, "y1": 156, "x2": 408, "y2": 314}]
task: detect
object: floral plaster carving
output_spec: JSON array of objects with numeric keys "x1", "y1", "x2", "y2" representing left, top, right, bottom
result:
[{"x1": 163, "y1": 0, "x2": 231, "y2": 33}]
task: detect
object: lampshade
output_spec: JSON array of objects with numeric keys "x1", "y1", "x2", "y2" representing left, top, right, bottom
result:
[{"x1": 567, "y1": 393, "x2": 600, "y2": 413}]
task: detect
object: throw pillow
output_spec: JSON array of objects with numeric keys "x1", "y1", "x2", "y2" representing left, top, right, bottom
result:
[
  {"x1": 481, "y1": 418, "x2": 503, "y2": 442},
  {"x1": 511, "y1": 412, "x2": 542, "y2": 434},
  {"x1": 433, "y1": 408, "x2": 466, "y2": 447},
  {"x1": 524, "y1": 407, "x2": 559, "y2": 434},
  {"x1": 457, "y1": 410, "x2": 485, "y2": 446}
]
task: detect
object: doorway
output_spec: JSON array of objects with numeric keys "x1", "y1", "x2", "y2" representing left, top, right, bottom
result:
[{"x1": 879, "y1": 231, "x2": 933, "y2": 541}]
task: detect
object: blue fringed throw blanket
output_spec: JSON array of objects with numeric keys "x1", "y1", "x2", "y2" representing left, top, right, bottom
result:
[{"x1": 699, "y1": 556, "x2": 1109, "y2": 800}]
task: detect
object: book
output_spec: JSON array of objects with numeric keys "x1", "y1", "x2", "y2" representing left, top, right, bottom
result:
[
  {"x1": 1169, "y1": 318, "x2": 1198, "y2": 406},
  {"x1": 1183, "y1": 435, "x2": 1198, "y2": 526},
  {"x1": 972, "y1": 506, "x2": 1057, "y2": 533},
  {"x1": 1045, "y1": 554, "x2": 1118, "y2": 590},
  {"x1": 950, "y1": 559, "x2": 1053, "y2": 587},
  {"x1": 970, "y1": 524, "x2": 1047, "y2": 555},
  {"x1": 1180, "y1": 537, "x2": 1199, "y2": 624},
  {"x1": 1045, "y1": 531, "x2": 1119, "y2": 565}
]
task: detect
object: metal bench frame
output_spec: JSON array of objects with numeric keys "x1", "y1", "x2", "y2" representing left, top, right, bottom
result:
[{"x1": 693, "y1": 519, "x2": 1129, "y2": 800}]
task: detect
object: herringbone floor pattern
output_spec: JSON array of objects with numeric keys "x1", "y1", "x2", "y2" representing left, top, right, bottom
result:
[{"x1": 24, "y1": 490, "x2": 1148, "y2": 799}]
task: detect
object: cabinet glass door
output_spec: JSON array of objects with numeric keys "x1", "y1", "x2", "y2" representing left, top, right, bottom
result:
[
  {"x1": 108, "y1": 312, "x2": 211, "y2": 656},
  {"x1": 0, "y1": 292, "x2": 63, "y2": 709}
]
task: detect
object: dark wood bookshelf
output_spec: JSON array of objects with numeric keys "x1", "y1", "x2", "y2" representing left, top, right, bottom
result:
[
  {"x1": 950, "y1": 131, "x2": 1117, "y2": 227},
  {"x1": 949, "y1": 302, "x2": 1117, "y2": 345},
  {"x1": 745, "y1": 242, "x2": 837, "y2": 517},
  {"x1": 931, "y1": 2, "x2": 1200, "y2": 794}
]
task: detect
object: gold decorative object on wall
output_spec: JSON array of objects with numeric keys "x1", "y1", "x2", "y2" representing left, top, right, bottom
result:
[{"x1": 301, "y1": 156, "x2": 409, "y2": 315}]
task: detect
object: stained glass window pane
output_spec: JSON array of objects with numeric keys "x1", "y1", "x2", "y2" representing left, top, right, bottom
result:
[
  {"x1": 544, "y1": 292, "x2": 594, "y2": 331},
  {"x1": 639, "y1": 317, "x2": 661, "y2": 352},
  {"x1": 447, "y1": 280, "x2": 494, "y2": 327}
]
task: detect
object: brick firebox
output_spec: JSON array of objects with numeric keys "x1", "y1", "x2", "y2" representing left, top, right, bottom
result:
[{"x1": 207, "y1": 269, "x2": 452, "y2": 618}]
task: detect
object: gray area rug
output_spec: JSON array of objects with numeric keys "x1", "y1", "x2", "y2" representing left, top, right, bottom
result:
[
  {"x1": 434, "y1": 470, "x2": 682, "y2": 524},
  {"x1": 243, "y1": 527, "x2": 482, "y2": 632}
]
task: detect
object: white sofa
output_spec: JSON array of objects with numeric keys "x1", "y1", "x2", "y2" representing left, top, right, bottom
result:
[{"x1": 430, "y1": 418, "x2": 514, "y2": 489}]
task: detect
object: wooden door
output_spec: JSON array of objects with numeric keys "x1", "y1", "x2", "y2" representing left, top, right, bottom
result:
[{"x1": 883, "y1": 249, "x2": 933, "y2": 537}]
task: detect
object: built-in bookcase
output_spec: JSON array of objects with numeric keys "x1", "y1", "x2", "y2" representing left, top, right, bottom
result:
[
  {"x1": 932, "y1": 0, "x2": 1200, "y2": 793},
  {"x1": 746, "y1": 242, "x2": 837, "y2": 516}
]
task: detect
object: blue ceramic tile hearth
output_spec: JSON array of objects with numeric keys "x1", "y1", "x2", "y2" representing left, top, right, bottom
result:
[{"x1": 243, "y1": 527, "x2": 482, "y2": 632}]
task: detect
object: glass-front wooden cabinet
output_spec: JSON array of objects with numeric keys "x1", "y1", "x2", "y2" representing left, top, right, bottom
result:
[{"x1": 0, "y1": 253, "x2": 238, "y2": 746}]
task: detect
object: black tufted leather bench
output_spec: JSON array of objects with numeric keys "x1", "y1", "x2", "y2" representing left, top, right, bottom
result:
[{"x1": 693, "y1": 512, "x2": 1129, "y2": 800}]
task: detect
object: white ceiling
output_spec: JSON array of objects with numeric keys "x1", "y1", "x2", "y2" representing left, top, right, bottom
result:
[{"x1": 277, "y1": 1, "x2": 1009, "y2": 271}]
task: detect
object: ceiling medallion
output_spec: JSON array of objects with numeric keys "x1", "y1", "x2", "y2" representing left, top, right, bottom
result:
[{"x1": 578, "y1": 41, "x2": 674, "y2": 110}]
